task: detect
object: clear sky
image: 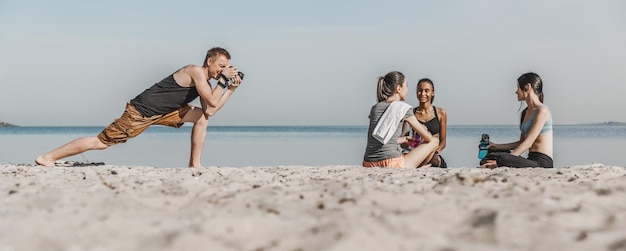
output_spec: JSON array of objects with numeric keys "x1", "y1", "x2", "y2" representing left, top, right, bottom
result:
[{"x1": 1, "y1": 0, "x2": 625, "y2": 126}]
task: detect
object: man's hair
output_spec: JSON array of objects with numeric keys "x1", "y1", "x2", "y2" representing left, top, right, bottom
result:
[{"x1": 203, "y1": 47, "x2": 231, "y2": 66}]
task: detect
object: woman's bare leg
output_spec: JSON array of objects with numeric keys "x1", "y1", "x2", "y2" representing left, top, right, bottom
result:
[{"x1": 403, "y1": 138, "x2": 439, "y2": 168}]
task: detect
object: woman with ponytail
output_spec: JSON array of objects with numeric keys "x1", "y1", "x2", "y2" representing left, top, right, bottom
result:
[
  {"x1": 363, "y1": 71, "x2": 439, "y2": 168},
  {"x1": 480, "y1": 72, "x2": 554, "y2": 168}
]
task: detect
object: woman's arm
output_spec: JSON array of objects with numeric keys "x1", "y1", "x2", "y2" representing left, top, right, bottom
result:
[
  {"x1": 398, "y1": 121, "x2": 412, "y2": 146},
  {"x1": 405, "y1": 116, "x2": 433, "y2": 143},
  {"x1": 437, "y1": 107, "x2": 447, "y2": 153},
  {"x1": 510, "y1": 107, "x2": 550, "y2": 156},
  {"x1": 490, "y1": 135, "x2": 521, "y2": 151}
]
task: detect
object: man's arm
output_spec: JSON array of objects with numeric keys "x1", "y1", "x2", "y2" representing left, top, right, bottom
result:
[
  {"x1": 187, "y1": 66, "x2": 221, "y2": 107},
  {"x1": 205, "y1": 75, "x2": 242, "y2": 116}
]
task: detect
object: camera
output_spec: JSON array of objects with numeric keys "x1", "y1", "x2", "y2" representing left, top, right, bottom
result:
[
  {"x1": 218, "y1": 69, "x2": 245, "y2": 88},
  {"x1": 478, "y1": 133, "x2": 489, "y2": 159}
]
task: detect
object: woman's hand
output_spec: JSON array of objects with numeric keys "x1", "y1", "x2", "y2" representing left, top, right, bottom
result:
[{"x1": 398, "y1": 136, "x2": 412, "y2": 145}]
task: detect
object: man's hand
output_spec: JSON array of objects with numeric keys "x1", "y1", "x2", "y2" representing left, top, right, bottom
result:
[
  {"x1": 221, "y1": 65, "x2": 238, "y2": 79},
  {"x1": 228, "y1": 75, "x2": 242, "y2": 91}
]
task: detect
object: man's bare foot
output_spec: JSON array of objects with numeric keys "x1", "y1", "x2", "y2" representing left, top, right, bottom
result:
[{"x1": 35, "y1": 155, "x2": 55, "y2": 167}]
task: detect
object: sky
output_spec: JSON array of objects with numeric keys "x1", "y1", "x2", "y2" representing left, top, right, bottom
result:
[{"x1": 1, "y1": 0, "x2": 625, "y2": 126}]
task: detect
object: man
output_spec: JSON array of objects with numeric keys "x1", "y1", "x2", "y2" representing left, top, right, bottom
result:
[{"x1": 36, "y1": 47, "x2": 242, "y2": 167}]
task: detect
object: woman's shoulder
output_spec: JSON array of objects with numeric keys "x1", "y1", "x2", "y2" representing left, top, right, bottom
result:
[
  {"x1": 538, "y1": 105, "x2": 552, "y2": 115},
  {"x1": 370, "y1": 101, "x2": 391, "y2": 112},
  {"x1": 532, "y1": 105, "x2": 552, "y2": 122},
  {"x1": 373, "y1": 101, "x2": 390, "y2": 108},
  {"x1": 435, "y1": 106, "x2": 447, "y2": 116}
]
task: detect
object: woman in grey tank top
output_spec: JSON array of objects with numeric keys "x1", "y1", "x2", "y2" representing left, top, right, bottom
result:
[{"x1": 362, "y1": 71, "x2": 439, "y2": 168}]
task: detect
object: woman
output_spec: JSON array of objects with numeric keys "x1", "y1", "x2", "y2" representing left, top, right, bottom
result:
[
  {"x1": 363, "y1": 71, "x2": 439, "y2": 168},
  {"x1": 480, "y1": 72, "x2": 553, "y2": 168},
  {"x1": 405, "y1": 78, "x2": 448, "y2": 168}
]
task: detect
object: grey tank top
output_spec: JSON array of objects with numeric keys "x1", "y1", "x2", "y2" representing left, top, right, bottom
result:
[
  {"x1": 363, "y1": 102, "x2": 414, "y2": 162},
  {"x1": 130, "y1": 74, "x2": 201, "y2": 117}
]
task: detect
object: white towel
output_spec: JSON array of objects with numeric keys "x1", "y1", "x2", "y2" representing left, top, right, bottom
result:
[{"x1": 372, "y1": 101, "x2": 413, "y2": 144}]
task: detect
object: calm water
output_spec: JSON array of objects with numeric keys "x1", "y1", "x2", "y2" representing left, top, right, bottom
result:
[{"x1": 1, "y1": 125, "x2": 624, "y2": 167}]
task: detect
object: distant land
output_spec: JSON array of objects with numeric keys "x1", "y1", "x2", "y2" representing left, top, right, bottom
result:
[
  {"x1": 0, "y1": 122, "x2": 18, "y2": 127},
  {"x1": 577, "y1": 121, "x2": 626, "y2": 126}
]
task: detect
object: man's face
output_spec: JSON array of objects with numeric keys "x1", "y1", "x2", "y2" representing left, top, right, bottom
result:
[{"x1": 208, "y1": 55, "x2": 229, "y2": 79}]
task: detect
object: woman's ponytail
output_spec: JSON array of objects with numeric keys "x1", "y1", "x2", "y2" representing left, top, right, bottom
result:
[{"x1": 376, "y1": 71, "x2": 405, "y2": 102}]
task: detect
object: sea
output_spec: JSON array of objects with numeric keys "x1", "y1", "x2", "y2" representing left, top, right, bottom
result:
[{"x1": 1, "y1": 125, "x2": 624, "y2": 168}]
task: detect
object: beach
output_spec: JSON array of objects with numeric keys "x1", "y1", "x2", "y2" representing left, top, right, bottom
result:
[{"x1": 1, "y1": 164, "x2": 625, "y2": 251}]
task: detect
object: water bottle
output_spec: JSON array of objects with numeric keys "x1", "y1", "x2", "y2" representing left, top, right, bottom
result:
[
  {"x1": 412, "y1": 135, "x2": 422, "y2": 148},
  {"x1": 478, "y1": 134, "x2": 489, "y2": 159}
]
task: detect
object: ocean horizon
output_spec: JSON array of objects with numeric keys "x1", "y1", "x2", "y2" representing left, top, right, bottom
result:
[{"x1": 1, "y1": 125, "x2": 624, "y2": 168}]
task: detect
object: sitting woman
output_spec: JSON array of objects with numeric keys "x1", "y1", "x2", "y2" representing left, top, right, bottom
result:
[
  {"x1": 402, "y1": 78, "x2": 448, "y2": 168},
  {"x1": 480, "y1": 72, "x2": 553, "y2": 168},
  {"x1": 363, "y1": 71, "x2": 439, "y2": 168}
]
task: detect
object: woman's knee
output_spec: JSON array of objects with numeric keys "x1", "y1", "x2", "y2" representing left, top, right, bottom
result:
[
  {"x1": 496, "y1": 153, "x2": 537, "y2": 168},
  {"x1": 425, "y1": 137, "x2": 439, "y2": 151}
]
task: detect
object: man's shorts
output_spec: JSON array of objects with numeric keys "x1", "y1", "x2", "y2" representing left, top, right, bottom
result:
[
  {"x1": 362, "y1": 156, "x2": 405, "y2": 168},
  {"x1": 97, "y1": 103, "x2": 192, "y2": 146}
]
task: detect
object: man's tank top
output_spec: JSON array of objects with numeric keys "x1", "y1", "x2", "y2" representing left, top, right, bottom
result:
[{"x1": 131, "y1": 75, "x2": 201, "y2": 117}]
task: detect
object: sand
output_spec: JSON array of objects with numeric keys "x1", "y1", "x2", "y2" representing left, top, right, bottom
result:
[{"x1": 1, "y1": 164, "x2": 626, "y2": 251}]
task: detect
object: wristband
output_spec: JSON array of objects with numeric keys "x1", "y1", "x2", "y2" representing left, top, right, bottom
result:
[{"x1": 217, "y1": 74, "x2": 230, "y2": 89}]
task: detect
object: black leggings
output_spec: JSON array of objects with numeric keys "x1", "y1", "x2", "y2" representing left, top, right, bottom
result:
[{"x1": 480, "y1": 151, "x2": 553, "y2": 168}]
